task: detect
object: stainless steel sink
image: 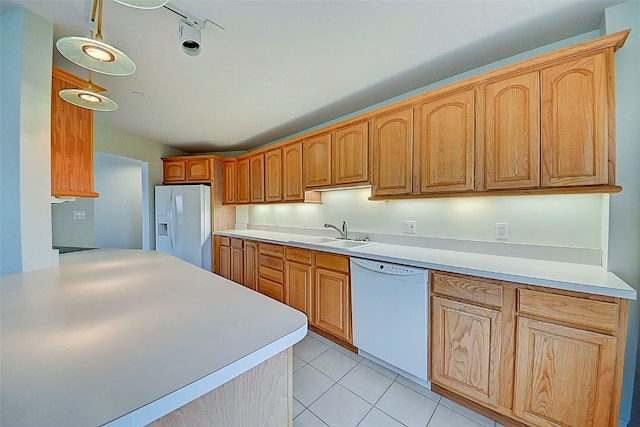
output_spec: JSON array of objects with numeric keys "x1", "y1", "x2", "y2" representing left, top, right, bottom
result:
[{"x1": 319, "y1": 240, "x2": 377, "y2": 250}]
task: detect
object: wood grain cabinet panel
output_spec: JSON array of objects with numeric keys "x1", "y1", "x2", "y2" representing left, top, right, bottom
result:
[
  {"x1": 415, "y1": 89, "x2": 475, "y2": 193},
  {"x1": 163, "y1": 160, "x2": 186, "y2": 183},
  {"x1": 541, "y1": 52, "x2": 609, "y2": 187},
  {"x1": 431, "y1": 296, "x2": 501, "y2": 408},
  {"x1": 223, "y1": 160, "x2": 236, "y2": 204},
  {"x1": 371, "y1": 107, "x2": 414, "y2": 196},
  {"x1": 285, "y1": 260, "x2": 312, "y2": 320},
  {"x1": 219, "y1": 245, "x2": 231, "y2": 280},
  {"x1": 304, "y1": 133, "x2": 332, "y2": 188},
  {"x1": 333, "y1": 121, "x2": 369, "y2": 185},
  {"x1": 283, "y1": 142, "x2": 304, "y2": 201},
  {"x1": 478, "y1": 72, "x2": 540, "y2": 190},
  {"x1": 313, "y1": 267, "x2": 351, "y2": 342},
  {"x1": 513, "y1": 317, "x2": 617, "y2": 427},
  {"x1": 250, "y1": 154, "x2": 265, "y2": 203},
  {"x1": 230, "y1": 238, "x2": 244, "y2": 285},
  {"x1": 264, "y1": 148, "x2": 282, "y2": 202},
  {"x1": 244, "y1": 241, "x2": 258, "y2": 291},
  {"x1": 257, "y1": 243, "x2": 285, "y2": 303},
  {"x1": 51, "y1": 68, "x2": 99, "y2": 198},
  {"x1": 185, "y1": 158, "x2": 210, "y2": 181},
  {"x1": 236, "y1": 158, "x2": 250, "y2": 204}
]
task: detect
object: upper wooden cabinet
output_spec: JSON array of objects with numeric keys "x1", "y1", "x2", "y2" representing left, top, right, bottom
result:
[
  {"x1": 333, "y1": 121, "x2": 369, "y2": 186},
  {"x1": 477, "y1": 72, "x2": 540, "y2": 190},
  {"x1": 163, "y1": 159, "x2": 186, "y2": 183},
  {"x1": 304, "y1": 132, "x2": 332, "y2": 188},
  {"x1": 162, "y1": 156, "x2": 211, "y2": 184},
  {"x1": 264, "y1": 148, "x2": 282, "y2": 202},
  {"x1": 415, "y1": 89, "x2": 475, "y2": 193},
  {"x1": 541, "y1": 52, "x2": 609, "y2": 187},
  {"x1": 250, "y1": 153, "x2": 265, "y2": 203},
  {"x1": 223, "y1": 160, "x2": 236, "y2": 204},
  {"x1": 186, "y1": 158, "x2": 210, "y2": 181},
  {"x1": 283, "y1": 142, "x2": 305, "y2": 201},
  {"x1": 51, "y1": 68, "x2": 99, "y2": 198},
  {"x1": 371, "y1": 107, "x2": 414, "y2": 196},
  {"x1": 236, "y1": 157, "x2": 250, "y2": 204}
]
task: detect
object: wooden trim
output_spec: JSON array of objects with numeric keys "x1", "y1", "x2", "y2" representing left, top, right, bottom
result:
[
  {"x1": 51, "y1": 190, "x2": 100, "y2": 198},
  {"x1": 611, "y1": 299, "x2": 629, "y2": 427},
  {"x1": 368, "y1": 185, "x2": 622, "y2": 201}
]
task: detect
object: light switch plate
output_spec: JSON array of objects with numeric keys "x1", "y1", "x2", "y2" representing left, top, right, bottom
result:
[{"x1": 73, "y1": 210, "x2": 86, "y2": 220}]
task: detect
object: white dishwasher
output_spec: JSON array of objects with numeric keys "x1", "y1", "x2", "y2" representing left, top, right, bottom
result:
[{"x1": 350, "y1": 258, "x2": 430, "y2": 387}]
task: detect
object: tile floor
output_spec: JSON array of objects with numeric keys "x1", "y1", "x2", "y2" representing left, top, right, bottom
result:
[{"x1": 293, "y1": 331, "x2": 506, "y2": 427}]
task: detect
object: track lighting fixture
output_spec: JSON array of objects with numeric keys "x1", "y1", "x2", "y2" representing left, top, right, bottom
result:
[
  {"x1": 112, "y1": 0, "x2": 169, "y2": 9},
  {"x1": 179, "y1": 20, "x2": 202, "y2": 57}
]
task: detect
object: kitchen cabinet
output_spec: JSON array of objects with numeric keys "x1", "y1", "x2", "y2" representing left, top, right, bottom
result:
[
  {"x1": 250, "y1": 154, "x2": 265, "y2": 203},
  {"x1": 244, "y1": 241, "x2": 258, "y2": 291},
  {"x1": 163, "y1": 159, "x2": 186, "y2": 183},
  {"x1": 215, "y1": 236, "x2": 244, "y2": 283},
  {"x1": 186, "y1": 158, "x2": 210, "y2": 181},
  {"x1": 541, "y1": 52, "x2": 610, "y2": 187},
  {"x1": 477, "y1": 72, "x2": 540, "y2": 190},
  {"x1": 51, "y1": 68, "x2": 99, "y2": 198},
  {"x1": 283, "y1": 142, "x2": 304, "y2": 201},
  {"x1": 285, "y1": 247, "x2": 313, "y2": 320},
  {"x1": 162, "y1": 156, "x2": 212, "y2": 184},
  {"x1": 415, "y1": 89, "x2": 475, "y2": 193},
  {"x1": 230, "y1": 238, "x2": 244, "y2": 284},
  {"x1": 218, "y1": 237, "x2": 231, "y2": 280},
  {"x1": 303, "y1": 132, "x2": 332, "y2": 188},
  {"x1": 333, "y1": 121, "x2": 369, "y2": 186},
  {"x1": 371, "y1": 107, "x2": 414, "y2": 196},
  {"x1": 313, "y1": 252, "x2": 351, "y2": 342},
  {"x1": 264, "y1": 148, "x2": 282, "y2": 202},
  {"x1": 236, "y1": 157, "x2": 250, "y2": 204},
  {"x1": 223, "y1": 160, "x2": 236, "y2": 204},
  {"x1": 430, "y1": 271, "x2": 628, "y2": 427},
  {"x1": 257, "y1": 243, "x2": 285, "y2": 302}
]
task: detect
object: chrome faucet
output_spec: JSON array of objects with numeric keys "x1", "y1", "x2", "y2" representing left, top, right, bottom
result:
[{"x1": 324, "y1": 221, "x2": 348, "y2": 239}]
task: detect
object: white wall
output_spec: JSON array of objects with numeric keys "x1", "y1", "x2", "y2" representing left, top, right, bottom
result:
[
  {"x1": 51, "y1": 198, "x2": 96, "y2": 248},
  {"x1": 603, "y1": 2, "x2": 640, "y2": 424},
  {"x1": 94, "y1": 153, "x2": 143, "y2": 249},
  {"x1": 0, "y1": 8, "x2": 56, "y2": 275}
]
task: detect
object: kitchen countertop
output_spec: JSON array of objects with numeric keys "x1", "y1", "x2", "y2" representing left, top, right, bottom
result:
[
  {"x1": 0, "y1": 249, "x2": 307, "y2": 427},
  {"x1": 216, "y1": 229, "x2": 636, "y2": 300}
]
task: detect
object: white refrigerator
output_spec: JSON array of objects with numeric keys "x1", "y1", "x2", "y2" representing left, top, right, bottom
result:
[{"x1": 155, "y1": 185, "x2": 211, "y2": 270}]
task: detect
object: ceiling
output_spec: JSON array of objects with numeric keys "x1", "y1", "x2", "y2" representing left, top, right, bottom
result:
[{"x1": 1, "y1": 0, "x2": 627, "y2": 153}]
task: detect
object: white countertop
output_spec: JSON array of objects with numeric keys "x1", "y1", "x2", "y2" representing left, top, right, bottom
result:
[
  {"x1": 216, "y1": 229, "x2": 636, "y2": 300},
  {"x1": 0, "y1": 249, "x2": 307, "y2": 427}
]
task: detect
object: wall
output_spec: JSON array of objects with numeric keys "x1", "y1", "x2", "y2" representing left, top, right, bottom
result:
[
  {"x1": 0, "y1": 8, "x2": 56, "y2": 275},
  {"x1": 93, "y1": 123, "x2": 185, "y2": 249},
  {"x1": 603, "y1": 2, "x2": 640, "y2": 425},
  {"x1": 51, "y1": 198, "x2": 95, "y2": 248}
]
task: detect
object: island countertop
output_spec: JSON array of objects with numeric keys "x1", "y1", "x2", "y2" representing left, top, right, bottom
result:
[{"x1": 0, "y1": 249, "x2": 307, "y2": 426}]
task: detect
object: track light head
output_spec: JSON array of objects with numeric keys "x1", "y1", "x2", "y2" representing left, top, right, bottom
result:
[{"x1": 179, "y1": 20, "x2": 201, "y2": 57}]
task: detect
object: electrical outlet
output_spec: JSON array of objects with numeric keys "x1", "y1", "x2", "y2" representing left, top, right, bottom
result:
[
  {"x1": 73, "y1": 210, "x2": 85, "y2": 220},
  {"x1": 496, "y1": 223, "x2": 509, "y2": 240},
  {"x1": 403, "y1": 220, "x2": 417, "y2": 234}
]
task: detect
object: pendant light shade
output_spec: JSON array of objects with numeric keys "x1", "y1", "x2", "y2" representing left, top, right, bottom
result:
[
  {"x1": 59, "y1": 88, "x2": 118, "y2": 111},
  {"x1": 56, "y1": 36, "x2": 136, "y2": 76},
  {"x1": 112, "y1": 0, "x2": 169, "y2": 9}
]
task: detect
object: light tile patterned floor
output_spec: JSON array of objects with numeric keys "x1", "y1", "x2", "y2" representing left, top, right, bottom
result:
[{"x1": 294, "y1": 332, "x2": 506, "y2": 427}]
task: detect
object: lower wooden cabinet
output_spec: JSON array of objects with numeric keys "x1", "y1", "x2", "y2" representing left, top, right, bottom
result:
[
  {"x1": 285, "y1": 247, "x2": 312, "y2": 320},
  {"x1": 244, "y1": 241, "x2": 258, "y2": 291},
  {"x1": 313, "y1": 253, "x2": 351, "y2": 342},
  {"x1": 230, "y1": 239, "x2": 244, "y2": 284},
  {"x1": 430, "y1": 270, "x2": 628, "y2": 427},
  {"x1": 257, "y1": 243, "x2": 285, "y2": 303}
]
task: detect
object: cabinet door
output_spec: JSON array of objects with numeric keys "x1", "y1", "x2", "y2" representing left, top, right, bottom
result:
[
  {"x1": 313, "y1": 268, "x2": 351, "y2": 342},
  {"x1": 186, "y1": 158, "x2": 210, "y2": 181},
  {"x1": 285, "y1": 261, "x2": 312, "y2": 320},
  {"x1": 283, "y1": 142, "x2": 304, "y2": 201},
  {"x1": 244, "y1": 241, "x2": 258, "y2": 291},
  {"x1": 163, "y1": 160, "x2": 186, "y2": 183},
  {"x1": 223, "y1": 160, "x2": 236, "y2": 204},
  {"x1": 264, "y1": 148, "x2": 282, "y2": 202},
  {"x1": 333, "y1": 121, "x2": 369, "y2": 185},
  {"x1": 236, "y1": 158, "x2": 250, "y2": 204},
  {"x1": 371, "y1": 107, "x2": 413, "y2": 196},
  {"x1": 416, "y1": 89, "x2": 474, "y2": 193},
  {"x1": 541, "y1": 52, "x2": 608, "y2": 187},
  {"x1": 230, "y1": 247, "x2": 244, "y2": 284},
  {"x1": 51, "y1": 69, "x2": 98, "y2": 197},
  {"x1": 219, "y1": 245, "x2": 231, "y2": 280},
  {"x1": 303, "y1": 133, "x2": 332, "y2": 188},
  {"x1": 513, "y1": 317, "x2": 617, "y2": 427},
  {"x1": 250, "y1": 154, "x2": 265, "y2": 203},
  {"x1": 479, "y1": 72, "x2": 540, "y2": 190},
  {"x1": 431, "y1": 296, "x2": 501, "y2": 408}
]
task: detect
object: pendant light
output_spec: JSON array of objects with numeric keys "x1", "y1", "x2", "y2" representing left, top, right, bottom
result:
[
  {"x1": 112, "y1": 0, "x2": 169, "y2": 9},
  {"x1": 56, "y1": 0, "x2": 135, "y2": 76},
  {"x1": 59, "y1": 71, "x2": 118, "y2": 112}
]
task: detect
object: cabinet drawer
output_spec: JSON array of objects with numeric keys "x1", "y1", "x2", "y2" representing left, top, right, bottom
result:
[
  {"x1": 259, "y1": 243, "x2": 284, "y2": 258},
  {"x1": 314, "y1": 252, "x2": 349, "y2": 273},
  {"x1": 285, "y1": 247, "x2": 311, "y2": 265},
  {"x1": 230, "y1": 238, "x2": 244, "y2": 249},
  {"x1": 258, "y1": 278, "x2": 284, "y2": 302},
  {"x1": 431, "y1": 271, "x2": 503, "y2": 308},
  {"x1": 518, "y1": 289, "x2": 619, "y2": 333},
  {"x1": 260, "y1": 266, "x2": 284, "y2": 283},
  {"x1": 259, "y1": 254, "x2": 284, "y2": 271},
  {"x1": 219, "y1": 236, "x2": 231, "y2": 247}
]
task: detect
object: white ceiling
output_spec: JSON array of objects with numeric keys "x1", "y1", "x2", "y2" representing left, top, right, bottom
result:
[{"x1": 1, "y1": 0, "x2": 627, "y2": 153}]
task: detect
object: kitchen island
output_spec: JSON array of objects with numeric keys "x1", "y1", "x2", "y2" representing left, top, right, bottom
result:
[{"x1": 0, "y1": 249, "x2": 307, "y2": 426}]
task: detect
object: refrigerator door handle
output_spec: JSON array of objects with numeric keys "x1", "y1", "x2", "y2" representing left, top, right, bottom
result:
[{"x1": 167, "y1": 192, "x2": 175, "y2": 250}]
